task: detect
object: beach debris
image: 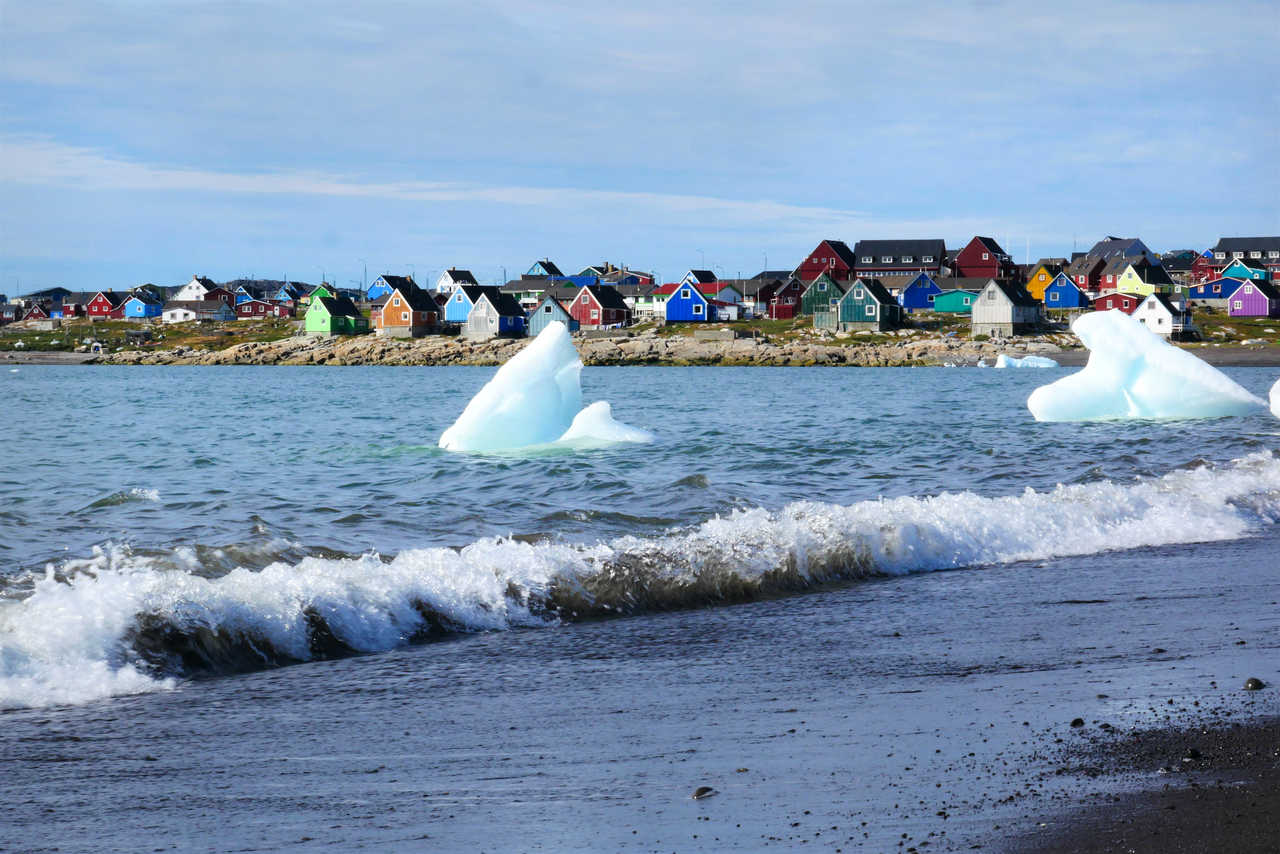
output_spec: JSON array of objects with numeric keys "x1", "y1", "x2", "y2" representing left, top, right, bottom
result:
[
  {"x1": 438, "y1": 321, "x2": 653, "y2": 452},
  {"x1": 1070, "y1": 718, "x2": 1085, "y2": 728},
  {"x1": 1027, "y1": 311, "x2": 1267, "y2": 421},
  {"x1": 691, "y1": 786, "x2": 716, "y2": 800},
  {"x1": 1243, "y1": 677, "x2": 1265, "y2": 691}
]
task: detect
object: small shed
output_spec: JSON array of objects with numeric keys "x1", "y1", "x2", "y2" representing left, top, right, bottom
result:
[
  {"x1": 304, "y1": 295, "x2": 368, "y2": 335},
  {"x1": 1226, "y1": 279, "x2": 1280, "y2": 317},
  {"x1": 528, "y1": 292, "x2": 579, "y2": 336},
  {"x1": 932, "y1": 290, "x2": 979, "y2": 314},
  {"x1": 1093, "y1": 292, "x2": 1143, "y2": 314},
  {"x1": 971, "y1": 281, "x2": 1041, "y2": 337}
]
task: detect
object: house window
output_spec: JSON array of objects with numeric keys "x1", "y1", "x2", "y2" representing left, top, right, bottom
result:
[
  {"x1": 923, "y1": 256, "x2": 934, "y2": 263},
  {"x1": 927, "y1": 294, "x2": 935, "y2": 303},
  {"x1": 1214, "y1": 252, "x2": 1225, "y2": 260},
  {"x1": 692, "y1": 304, "x2": 703, "y2": 315},
  {"x1": 963, "y1": 297, "x2": 971, "y2": 305},
  {"x1": 982, "y1": 252, "x2": 990, "y2": 260},
  {"x1": 817, "y1": 282, "x2": 826, "y2": 291},
  {"x1": 544, "y1": 305, "x2": 552, "y2": 313},
  {"x1": 1233, "y1": 251, "x2": 1243, "y2": 258},
  {"x1": 581, "y1": 294, "x2": 589, "y2": 304},
  {"x1": 853, "y1": 288, "x2": 864, "y2": 299},
  {"x1": 455, "y1": 294, "x2": 463, "y2": 302},
  {"x1": 830, "y1": 298, "x2": 839, "y2": 305},
  {"x1": 1213, "y1": 284, "x2": 1221, "y2": 293},
  {"x1": 861, "y1": 256, "x2": 872, "y2": 263},
  {"x1": 1269, "y1": 251, "x2": 1279, "y2": 258},
  {"x1": 393, "y1": 297, "x2": 401, "y2": 306},
  {"x1": 1245, "y1": 285, "x2": 1254, "y2": 294},
  {"x1": 866, "y1": 304, "x2": 877, "y2": 317},
  {"x1": 590, "y1": 309, "x2": 599, "y2": 319},
  {"x1": 1250, "y1": 251, "x2": 1261, "y2": 259},
  {"x1": 1049, "y1": 292, "x2": 1059, "y2": 302},
  {"x1": 881, "y1": 256, "x2": 893, "y2": 263},
  {"x1": 902, "y1": 256, "x2": 913, "y2": 263},
  {"x1": 1234, "y1": 300, "x2": 1243, "y2": 310},
  {"x1": 987, "y1": 290, "x2": 996, "y2": 300}
]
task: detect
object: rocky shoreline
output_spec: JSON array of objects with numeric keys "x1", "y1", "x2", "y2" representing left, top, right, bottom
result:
[{"x1": 88, "y1": 329, "x2": 1079, "y2": 367}]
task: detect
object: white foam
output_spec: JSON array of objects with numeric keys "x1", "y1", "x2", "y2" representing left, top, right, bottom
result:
[
  {"x1": 439, "y1": 321, "x2": 652, "y2": 452},
  {"x1": 1028, "y1": 310, "x2": 1267, "y2": 421},
  {"x1": 1271, "y1": 377, "x2": 1280, "y2": 419},
  {"x1": 995, "y1": 354, "x2": 1059, "y2": 369},
  {"x1": 4, "y1": 452, "x2": 1279, "y2": 709}
]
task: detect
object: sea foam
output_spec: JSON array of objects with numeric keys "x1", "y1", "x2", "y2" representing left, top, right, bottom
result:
[
  {"x1": 3, "y1": 452, "x2": 1279, "y2": 709},
  {"x1": 439, "y1": 321, "x2": 652, "y2": 452},
  {"x1": 1027, "y1": 310, "x2": 1267, "y2": 421}
]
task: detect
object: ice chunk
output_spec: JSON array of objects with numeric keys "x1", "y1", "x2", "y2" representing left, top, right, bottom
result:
[
  {"x1": 439, "y1": 322, "x2": 652, "y2": 452},
  {"x1": 1271, "y1": 377, "x2": 1280, "y2": 419},
  {"x1": 995, "y1": 354, "x2": 1059, "y2": 369},
  {"x1": 1027, "y1": 310, "x2": 1266, "y2": 421}
]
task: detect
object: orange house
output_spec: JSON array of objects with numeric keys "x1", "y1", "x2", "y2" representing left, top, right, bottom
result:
[{"x1": 375, "y1": 285, "x2": 439, "y2": 337}]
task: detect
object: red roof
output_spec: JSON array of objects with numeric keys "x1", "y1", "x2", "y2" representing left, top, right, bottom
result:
[{"x1": 652, "y1": 283, "x2": 682, "y2": 295}]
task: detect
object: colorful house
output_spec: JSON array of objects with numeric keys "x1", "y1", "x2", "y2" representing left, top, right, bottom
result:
[
  {"x1": 172, "y1": 275, "x2": 219, "y2": 302},
  {"x1": 951, "y1": 236, "x2": 1019, "y2": 281},
  {"x1": 680, "y1": 269, "x2": 718, "y2": 288},
  {"x1": 443, "y1": 285, "x2": 503, "y2": 324},
  {"x1": 1134, "y1": 294, "x2": 1196, "y2": 338},
  {"x1": 1065, "y1": 255, "x2": 1105, "y2": 292},
  {"x1": 794, "y1": 239, "x2": 859, "y2": 284},
  {"x1": 1115, "y1": 262, "x2": 1175, "y2": 297},
  {"x1": 932, "y1": 289, "x2": 979, "y2": 314},
  {"x1": 896, "y1": 272, "x2": 942, "y2": 311},
  {"x1": 304, "y1": 295, "x2": 368, "y2": 335},
  {"x1": 463, "y1": 292, "x2": 526, "y2": 340},
  {"x1": 971, "y1": 281, "x2": 1041, "y2": 337},
  {"x1": 569, "y1": 285, "x2": 630, "y2": 328},
  {"x1": 799, "y1": 272, "x2": 844, "y2": 315},
  {"x1": 1186, "y1": 277, "x2": 1244, "y2": 304},
  {"x1": 374, "y1": 283, "x2": 439, "y2": 336},
  {"x1": 764, "y1": 277, "x2": 807, "y2": 319},
  {"x1": 1226, "y1": 280, "x2": 1280, "y2": 317},
  {"x1": 664, "y1": 282, "x2": 714, "y2": 322},
  {"x1": 435, "y1": 268, "x2": 479, "y2": 296},
  {"x1": 21, "y1": 302, "x2": 50, "y2": 321},
  {"x1": 86, "y1": 291, "x2": 128, "y2": 319},
  {"x1": 162, "y1": 300, "x2": 237, "y2": 323},
  {"x1": 1207, "y1": 237, "x2": 1280, "y2": 282},
  {"x1": 852, "y1": 239, "x2": 946, "y2": 281},
  {"x1": 1093, "y1": 292, "x2": 1143, "y2": 314},
  {"x1": 235, "y1": 299, "x2": 291, "y2": 319},
  {"x1": 367, "y1": 274, "x2": 417, "y2": 301},
  {"x1": 122, "y1": 293, "x2": 164, "y2": 319},
  {"x1": 526, "y1": 259, "x2": 564, "y2": 277},
  {"x1": 815, "y1": 278, "x2": 901, "y2": 332},
  {"x1": 1025, "y1": 260, "x2": 1067, "y2": 301},
  {"x1": 1220, "y1": 259, "x2": 1269, "y2": 283},
  {"x1": 527, "y1": 292, "x2": 579, "y2": 336},
  {"x1": 1042, "y1": 273, "x2": 1091, "y2": 310}
]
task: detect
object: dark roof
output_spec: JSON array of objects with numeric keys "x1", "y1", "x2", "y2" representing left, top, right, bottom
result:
[
  {"x1": 475, "y1": 290, "x2": 526, "y2": 317},
  {"x1": 389, "y1": 284, "x2": 438, "y2": 312},
  {"x1": 1143, "y1": 293, "x2": 1187, "y2": 315},
  {"x1": 852, "y1": 239, "x2": 947, "y2": 265},
  {"x1": 937, "y1": 276, "x2": 996, "y2": 291},
  {"x1": 163, "y1": 300, "x2": 233, "y2": 312},
  {"x1": 752, "y1": 270, "x2": 793, "y2": 280},
  {"x1": 1084, "y1": 237, "x2": 1148, "y2": 260},
  {"x1": 988, "y1": 280, "x2": 1039, "y2": 307},
  {"x1": 459, "y1": 285, "x2": 502, "y2": 305},
  {"x1": 376, "y1": 274, "x2": 416, "y2": 291},
  {"x1": 125, "y1": 291, "x2": 162, "y2": 305},
  {"x1": 816, "y1": 239, "x2": 859, "y2": 269},
  {"x1": 443, "y1": 268, "x2": 479, "y2": 285},
  {"x1": 584, "y1": 284, "x2": 630, "y2": 311},
  {"x1": 685, "y1": 269, "x2": 717, "y2": 283},
  {"x1": 59, "y1": 291, "x2": 97, "y2": 305},
  {"x1": 532, "y1": 259, "x2": 564, "y2": 276},
  {"x1": 1233, "y1": 279, "x2": 1280, "y2": 300},
  {"x1": 1210, "y1": 237, "x2": 1280, "y2": 254},
  {"x1": 1160, "y1": 254, "x2": 1195, "y2": 272},
  {"x1": 970, "y1": 236, "x2": 1007, "y2": 255},
  {"x1": 95, "y1": 291, "x2": 130, "y2": 307},
  {"x1": 1100, "y1": 256, "x2": 1132, "y2": 277},
  {"x1": 609, "y1": 282, "x2": 653, "y2": 299},
  {"x1": 851, "y1": 278, "x2": 896, "y2": 305},
  {"x1": 317, "y1": 295, "x2": 362, "y2": 318},
  {"x1": 1065, "y1": 255, "x2": 1103, "y2": 276}
]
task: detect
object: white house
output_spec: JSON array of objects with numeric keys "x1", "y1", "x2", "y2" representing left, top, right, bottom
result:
[
  {"x1": 435, "y1": 268, "x2": 479, "y2": 296},
  {"x1": 162, "y1": 300, "x2": 236, "y2": 324},
  {"x1": 1135, "y1": 293, "x2": 1195, "y2": 339},
  {"x1": 172, "y1": 275, "x2": 218, "y2": 302},
  {"x1": 971, "y1": 280, "x2": 1041, "y2": 338}
]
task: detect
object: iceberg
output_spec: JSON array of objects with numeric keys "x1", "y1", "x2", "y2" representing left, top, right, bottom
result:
[
  {"x1": 439, "y1": 321, "x2": 654, "y2": 452},
  {"x1": 1272, "y1": 377, "x2": 1280, "y2": 419},
  {"x1": 1027, "y1": 310, "x2": 1267, "y2": 421},
  {"x1": 994, "y1": 354, "x2": 1059, "y2": 369}
]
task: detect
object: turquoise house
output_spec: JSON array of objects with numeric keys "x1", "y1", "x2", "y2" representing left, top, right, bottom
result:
[{"x1": 933, "y1": 290, "x2": 979, "y2": 314}]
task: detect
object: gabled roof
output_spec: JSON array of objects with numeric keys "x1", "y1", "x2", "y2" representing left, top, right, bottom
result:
[
  {"x1": 685, "y1": 269, "x2": 717, "y2": 283},
  {"x1": 59, "y1": 291, "x2": 97, "y2": 305},
  {"x1": 812, "y1": 239, "x2": 859, "y2": 269},
  {"x1": 1065, "y1": 255, "x2": 1104, "y2": 276},
  {"x1": 1100, "y1": 256, "x2": 1132, "y2": 277},
  {"x1": 583, "y1": 284, "x2": 630, "y2": 311},
  {"x1": 1128, "y1": 263, "x2": 1175, "y2": 286},
  {"x1": 849, "y1": 278, "x2": 896, "y2": 305},
  {"x1": 967, "y1": 236, "x2": 1008, "y2": 256},
  {"x1": 375, "y1": 274, "x2": 416, "y2": 291},
  {"x1": 651, "y1": 283, "x2": 682, "y2": 296},
  {"x1": 1210, "y1": 236, "x2": 1280, "y2": 254},
  {"x1": 1222, "y1": 257, "x2": 1267, "y2": 272},
  {"x1": 535, "y1": 292, "x2": 571, "y2": 312},
  {"x1": 752, "y1": 269, "x2": 793, "y2": 280},
  {"x1": 442, "y1": 268, "x2": 479, "y2": 285},
  {"x1": 390, "y1": 284, "x2": 439, "y2": 312},
  {"x1": 852, "y1": 239, "x2": 946, "y2": 263},
  {"x1": 189, "y1": 275, "x2": 216, "y2": 287},
  {"x1": 986, "y1": 280, "x2": 1039, "y2": 307},
  {"x1": 316, "y1": 295, "x2": 362, "y2": 318},
  {"x1": 1141, "y1": 293, "x2": 1187, "y2": 315},
  {"x1": 531, "y1": 259, "x2": 564, "y2": 276},
  {"x1": 1227, "y1": 279, "x2": 1280, "y2": 301},
  {"x1": 1046, "y1": 272, "x2": 1083, "y2": 290},
  {"x1": 475, "y1": 290, "x2": 526, "y2": 317},
  {"x1": 458, "y1": 285, "x2": 501, "y2": 305},
  {"x1": 125, "y1": 291, "x2": 163, "y2": 305},
  {"x1": 609, "y1": 282, "x2": 653, "y2": 299},
  {"x1": 1084, "y1": 237, "x2": 1147, "y2": 260},
  {"x1": 93, "y1": 291, "x2": 129, "y2": 307},
  {"x1": 937, "y1": 276, "x2": 996, "y2": 291}
]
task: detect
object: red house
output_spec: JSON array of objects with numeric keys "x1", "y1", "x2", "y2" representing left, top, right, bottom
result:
[
  {"x1": 951, "y1": 237, "x2": 1019, "y2": 281},
  {"x1": 1065, "y1": 256, "x2": 1105, "y2": 293},
  {"x1": 794, "y1": 240, "x2": 858, "y2": 284},
  {"x1": 204, "y1": 287, "x2": 235, "y2": 306},
  {"x1": 1093, "y1": 292, "x2": 1143, "y2": 314},
  {"x1": 22, "y1": 302, "x2": 50, "y2": 321},
  {"x1": 86, "y1": 291, "x2": 128, "y2": 319},
  {"x1": 765, "y1": 277, "x2": 807, "y2": 319},
  {"x1": 236, "y1": 299, "x2": 291, "y2": 319},
  {"x1": 569, "y1": 285, "x2": 630, "y2": 328}
]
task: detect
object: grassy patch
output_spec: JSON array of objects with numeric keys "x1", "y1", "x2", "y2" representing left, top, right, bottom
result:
[{"x1": 0, "y1": 317, "x2": 301, "y2": 352}]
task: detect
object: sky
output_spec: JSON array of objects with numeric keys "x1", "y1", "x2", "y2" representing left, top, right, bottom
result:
[{"x1": 1, "y1": 0, "x2": 1277, "y2": 295}]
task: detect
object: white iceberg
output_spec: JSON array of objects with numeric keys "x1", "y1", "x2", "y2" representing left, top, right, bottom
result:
[
  {"x1": 439, "y1": 321, "x2": 654, "y2": 452},
  {"x1": 1027, "y1": 310, "x2": 1267, "y2": 421},
  {"x1": 995, "y1": 354, "x2": 1059, "y2": 369},
  {"x1": 1272, "y1": 377, "x2": 1280, "y2": 419}
]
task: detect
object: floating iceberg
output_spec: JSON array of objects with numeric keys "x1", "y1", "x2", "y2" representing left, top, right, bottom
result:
[
  {"x1": 995, "y1": 354, "x2": 1059, "y2": 369},
  {"x1": 439, "y1": 321, "x2": 654, "y2": 452},
  {"x1": 1027, "y1": 310, "x2": 1267, "y2": 421},
  {"x1": 1272, "y1": 377, "x2": 1280, "y2": 419}
]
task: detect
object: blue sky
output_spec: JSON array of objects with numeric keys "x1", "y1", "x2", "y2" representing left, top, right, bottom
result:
[{"x1": 2, "y1": 0, "x2": 1277, "y2": 294}]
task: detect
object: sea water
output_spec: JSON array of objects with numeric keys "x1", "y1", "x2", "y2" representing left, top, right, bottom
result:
[{"x1": 3, "y1": 364, "x2": 1279, "y2": 851}]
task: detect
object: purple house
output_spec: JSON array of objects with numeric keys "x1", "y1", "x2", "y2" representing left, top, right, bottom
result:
[{"x1": 1226, "y1": 279, "x2": 1280, "y2": 317}]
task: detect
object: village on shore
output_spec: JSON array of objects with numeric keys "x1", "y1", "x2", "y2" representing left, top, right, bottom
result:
[{"x1": 3, "y1": 235, "x2": 1279, "y2": 364}]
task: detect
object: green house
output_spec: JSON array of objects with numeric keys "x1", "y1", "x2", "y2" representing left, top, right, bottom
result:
[
  {"x1": 933, "y1": 290, "x2": 979, "y2": 314},
  {"x1": 814, "y1": 277, "x2": 901, "y2": 331},
  {"x1": 799, "y1": 272, "x2": 845, "y2": 316},
  {"x1": 305, "y1": 295, "x2": 368, "y2": 335}
]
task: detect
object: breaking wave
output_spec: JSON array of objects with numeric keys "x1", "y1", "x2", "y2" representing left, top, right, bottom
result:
[{"x1": 3, "y1": 452, "x2": 1280, "y2": 709}]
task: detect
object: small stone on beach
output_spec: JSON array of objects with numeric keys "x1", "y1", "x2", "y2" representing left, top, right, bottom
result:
[
  {"x1": 1243, "y1": 677, "x2": 1265, "y2": 691},
  {"x1": 692, "y1": 786, "x2": 716, "y2": 800}
]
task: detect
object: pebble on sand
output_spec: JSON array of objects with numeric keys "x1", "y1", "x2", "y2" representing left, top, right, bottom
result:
[
  {"x1": 1243, "y1": 677, "x2": 1265, "y2": 691},
  {"x1": 692, "y1": 786, "x2": 716, "y2": 800}
]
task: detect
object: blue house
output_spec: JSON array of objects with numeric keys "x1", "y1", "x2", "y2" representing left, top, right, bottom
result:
[
  {"x1": 444, "y1": 285, "x2": 504, "y2": 323},
  {"x1": 367, "y1": 274, "x2": 416, "y2": 301},
  {"x1": 527, "y1": 292, "x2": 579, "y2": 336},
  {"x1": 1042, "y1": 273, "x2": 1091, "y2": 309},
  {"x1": 123, "y1": 293, "x2": 164, "y2": 319},
  {"x1": 1220, "y1": 259, "x2": 1269, "y2": 283},
  {"x1": 272, "y1": 282, "x2": 308, "y2": 303},
  {"x1": 526, "y1": 259, "x2": 564, "y2": 277},
  {"x1": 1187, "y1": 277, "x2": 1244, "y2": 302},
  {"x1": 664, "y1": 282, "x2": 714, "y2": 322},
  {"x1": 896, "y1": 272, "x2": 942, "y2": 311}
]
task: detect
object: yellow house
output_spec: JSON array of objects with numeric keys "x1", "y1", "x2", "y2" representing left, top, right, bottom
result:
[
  {"x1": 1116, "y1": 263, "x2": 1176, "y2": 297},
  {"x1": 1024, "y1": 260, "x2": 1066, "y2": 301}
]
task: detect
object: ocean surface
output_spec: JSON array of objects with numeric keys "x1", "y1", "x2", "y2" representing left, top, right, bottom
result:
[{"x1": 3, "y1": 363, "x2": 1279, "y2": 851}]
